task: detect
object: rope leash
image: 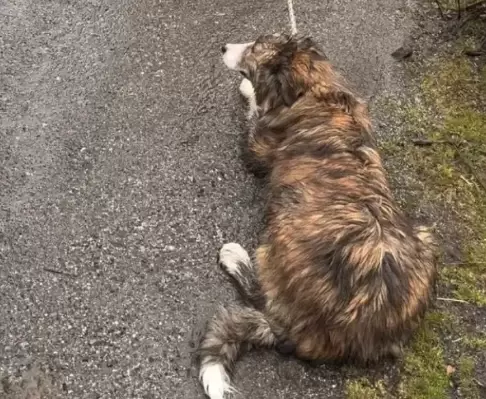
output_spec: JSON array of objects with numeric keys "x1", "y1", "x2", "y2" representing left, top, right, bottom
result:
[{"x1": 287, "y1": 0, "x2": 298, "y2": 35}]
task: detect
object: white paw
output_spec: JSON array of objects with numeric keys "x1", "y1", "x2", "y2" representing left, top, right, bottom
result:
[
  {"x1": 200, "y1": 362, "x2": 233, "y2": 399},
  {"x1": 239, "y1": 78, "x2": 254, "y2": 99},
  {"x1": 219, "y1": 243, "x2": 250, "y2": 276}
]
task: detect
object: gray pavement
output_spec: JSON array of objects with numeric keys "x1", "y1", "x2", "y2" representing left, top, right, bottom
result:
[{"x1": 1, "y1": 0, "x2": 413, "y2": 398}]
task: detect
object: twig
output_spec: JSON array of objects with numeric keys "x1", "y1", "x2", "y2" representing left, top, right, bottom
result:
[
  {"x1": 459, "y1": 174, "x2": 473, "y2": 185},
  {"x1": 474, "y1": 378, "x2": 485, "y2": 388},
  {"x1": 437, "y1": 297, "x2": 469, "y2": 303},
  {"x1": 457, "y1": 0, "x2": 462, "y2": 19},
  {"x1": 464, "y1": 49, "x2": 484, "y2": 56},
  {"x1": 464, "y1": 0, "x2": 486, "y2": 11},
  {"x1": 434, "y1": 0, "x2": 446, "y2": 19},
  {"x1": 464, "y1": 35, "x2": 486, "y2": 57},
  {"x1": 411, "y1": 138, "x2": 449, "y2": 146},
  {"x1": 444, "y1": 261, "x2": 486, "y2": 266},
  {"x1": 454, "y1": 148, "x2": 486, "y2": 193},
  {"x1": 410, "y1": 138, "x2": 460, "y2": 147},
  {"x1": 43, "y1": 267, "x2": 77, "y2": 278}
]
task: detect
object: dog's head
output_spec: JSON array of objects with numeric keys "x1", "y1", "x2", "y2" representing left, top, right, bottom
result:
[{"x1": 222, "y1": 34, "x2": 328, "y2": 111}]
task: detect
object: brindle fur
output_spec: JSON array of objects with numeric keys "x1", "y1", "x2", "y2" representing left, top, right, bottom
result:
[{"x1": 199, "y1": 34, "x2": 437, "y2": 386}]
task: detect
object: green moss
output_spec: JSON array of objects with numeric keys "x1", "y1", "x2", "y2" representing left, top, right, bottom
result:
[
  {"x1": 443, "y1": 110, "x2": 486, "y2": 142},
  {"x1": 421, "y1": 57, "x2": 476, "y2": 111},
  {"x1": 426, "y1": 311, "x2": 456, "y2": 330},
  {"x1": 345, "y1": 378, "x2": 386, "y2": 399},
  {"x1": 399, "y1": 313, "x2": 451, "y2": 399},
  {"x1": 442, "y1": 267, "x2": 486, "y2": 305},
  {"x1": 458, "y1": 356, "x2": 480, "y2": 399},
  {"x1": 480, "y1": 65, "x2": 486, "y2": 93}
]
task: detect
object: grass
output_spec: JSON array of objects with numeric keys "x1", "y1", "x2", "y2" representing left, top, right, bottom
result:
[
  {"x1": 464, "y1": 335, "x2": 486, "y2": 350},
  {"x1": 345, "y1": 378, "x2": 386, "y2": 399},
  {"x1": 458, "y1": 356, "x2": 480, "y2": 399},
  {"x1": 398, "y1": 313, "x2": 451, "y2": 399}
]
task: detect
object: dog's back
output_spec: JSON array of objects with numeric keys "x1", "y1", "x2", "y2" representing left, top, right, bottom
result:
[{"x1": 256, "y1": 96, "x2": 436, "y2": 362}]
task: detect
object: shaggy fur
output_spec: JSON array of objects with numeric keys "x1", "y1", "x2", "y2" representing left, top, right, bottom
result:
[{"x1": 199, "y1": 34, "x2": 437, "y2": 398}]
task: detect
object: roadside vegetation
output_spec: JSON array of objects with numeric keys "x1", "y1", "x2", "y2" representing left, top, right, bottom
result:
[{"x1": 345, "y1": 1, "x2": 486, "y2": 397}]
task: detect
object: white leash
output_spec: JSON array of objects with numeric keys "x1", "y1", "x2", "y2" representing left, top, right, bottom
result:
[{"x1": 287, "y1": 0, "x2": 298, "y2": 35}]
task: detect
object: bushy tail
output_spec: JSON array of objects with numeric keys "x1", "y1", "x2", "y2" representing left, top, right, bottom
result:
[{"x1": 198, "y1": 305, "x2": 277, "y2": 399}]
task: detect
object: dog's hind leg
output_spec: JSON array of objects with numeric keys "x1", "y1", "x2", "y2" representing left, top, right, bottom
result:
[
  {"x1": 199, "y1": 304, "x2": 277, "y2": 399},
  {"x1": 218, "y1": 243, "x2": 265, "y2": 309}
]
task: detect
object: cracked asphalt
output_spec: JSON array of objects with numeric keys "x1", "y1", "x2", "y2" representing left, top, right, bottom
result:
[{"x1": 1, "y1": 0, "x2": 414, "y2": 398}]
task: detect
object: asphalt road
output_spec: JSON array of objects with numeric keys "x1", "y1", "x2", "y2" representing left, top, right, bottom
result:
[{"x1": 1, "y1": 0, "x2": 413, "y2": 398}]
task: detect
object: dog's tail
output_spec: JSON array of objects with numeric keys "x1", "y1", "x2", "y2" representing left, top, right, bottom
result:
[{"x1": 199, "y1": 305, "x2": 277, "y2": 399}]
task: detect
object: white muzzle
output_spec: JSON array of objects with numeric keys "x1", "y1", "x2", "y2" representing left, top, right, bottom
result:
[{"x1": 222, "y1": 42, "x2": 253, "y2": 70}]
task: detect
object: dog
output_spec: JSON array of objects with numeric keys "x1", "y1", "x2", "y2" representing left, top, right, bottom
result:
[{"x1": 198, "y1": 34, "x2": 437, "y2": 399}]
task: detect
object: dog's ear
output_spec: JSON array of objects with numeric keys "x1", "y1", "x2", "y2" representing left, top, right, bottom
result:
[
  {"x1": 258, "y1": 63, "x2": 303, "y2": 109},
  {"x1": 257, "y1": 41, "x2": 304, "y2": 110},
  {"x1": 296, "y1": 37, "x2": 314, "y2": 50},
  {"x1": 279, "y1": 67, "x2": 303, "y2": 107},
  {"x1": 297, "y1": 37, "x2": 327, "y2": 60}
]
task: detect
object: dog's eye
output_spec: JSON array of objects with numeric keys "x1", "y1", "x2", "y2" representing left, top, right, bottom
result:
[{"x1": 240, "y1": 71, "x2": 248, "y2": 79}]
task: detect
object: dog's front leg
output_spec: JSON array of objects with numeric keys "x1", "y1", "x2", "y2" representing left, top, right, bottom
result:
[
  {"x1": 239, "y1": 78, "x2": 267, "y2": 176},
  {"x1": 239, "y1": 78, "x2": 258, "y2": 120}
]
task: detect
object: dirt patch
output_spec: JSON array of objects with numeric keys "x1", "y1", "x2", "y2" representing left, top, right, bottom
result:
[{"x1": 0, "y1": 364, "x2": 63, "y2": 399}]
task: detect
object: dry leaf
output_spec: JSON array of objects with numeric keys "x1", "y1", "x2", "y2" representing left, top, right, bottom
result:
[{"x1": 446, "y1": 365, "x2": 456, "y2": 376}]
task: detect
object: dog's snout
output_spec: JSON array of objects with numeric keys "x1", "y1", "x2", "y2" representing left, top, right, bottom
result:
[{"x1": 222, "y1": 42, "x2": 253, "y2": 70}]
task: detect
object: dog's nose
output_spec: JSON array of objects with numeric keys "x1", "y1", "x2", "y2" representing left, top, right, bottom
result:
[{"x1": 221, "y1": 45, "x2": 227, "y2": 54}]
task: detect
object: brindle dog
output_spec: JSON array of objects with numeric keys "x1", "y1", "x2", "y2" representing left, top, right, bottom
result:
[{"x1": 199, "y1": 34, "x2": 437, "y2": 399}]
